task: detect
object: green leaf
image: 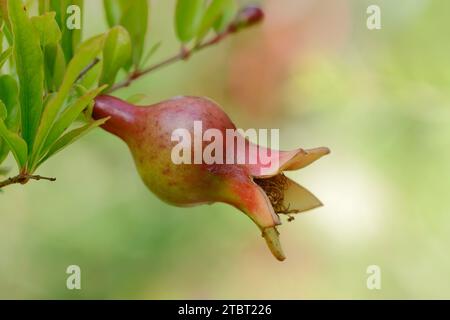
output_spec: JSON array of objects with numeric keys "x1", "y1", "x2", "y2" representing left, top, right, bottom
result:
[
  {"x1": 0, "y1": 75, "x2": 19, "y2": 166},
  {"x1": 0, "y1": 99, "x2": 8, "y2": 163},
  {"x1": 38, "y1": 117, "x2": 108, "y2": 167},
  {"x1": 38, "y1": 0, "x2": 50, "y2": 15},
  {"x1": 31, "y1": 34, "x2": 106, "y2": 169},
  {"x1": 175, "y1": 0, "x2": 205, "y2": 43},
  {"x1": 0, "y1": 1, "x2": 12, "y2": 45},
  {"x1": 31, "y1": 12, "x2": 62, "y2": 47},
  {"x1": 50, "y1": 0, "x2": 83, "y2": 62},
  {"x1": 49, "y1": 0, "x2": 64, "y2": 28},
  {"x1": 0, "y1": 75, "x2": 18, "y2": 109},
  {"x1": 0, "y1": 75, "x2": 6, "y2": 164},
  {"x1": 102, "y1": 0, "x2": 149, "y2": 68},
  {"x1": 0, "y1": 47, "x2": 11, "y2": 68},
  {"x1": 0, "y1": 0, "x2": 10, "y2": 29},
  {"x1": 1, "y1": 22, "x2": 12, "y2": 46},
  {"x1": 197, "y1": 0, "x2": 229, "y2": 41},
  {"x1": 120, "y1": 0, "x2": 149, "y2": 68},
  {"x1": 66, "y1": 0, "x2": 83, "y2": 59},
  {"x1": 8, "y1": 0, "x2": 45, "y2": 149},
  {"x1": 42, "y1": 84, "x2": 107, "y2": 154},
  {"x1": 0, "y1": 100, "x2": 5, "y2": 120},
  {"x1": 0, "y1": 21, "x2": 3, "y2": 52},
  {"x1": 44, "y1": 43, "x2": 66, "y2": 92},
  {"x1": 0, "y1": 109, "x2": 28, "y2": 168},
  {"x1": 103, "y1": 0, "x2": 125, "y2": 27},
  {"x1": 79, "y1": 59, "x2": 102, "y2": 90},
  {"x1": 0, "y1": 74, "x2": 19, "y2": 129},
  {"x1": 84, "y1": 100, "x2": 95, "y2": 121},
  {"x1": 213, "y1": 0, "x2": 237, "y2": 33},
  {"x1": 0, "y1": 144, "x2": 9, "y2": 166},
  {"x1": 73, "y1": 83, "x2": 88, "y2": 97},
  {"x1": 100, "y1": 26, "x2": 131, "y2": 86},
  {"x1": 0, "y1": 74, "x2": 20, "y2": 132},
  {"x1": 31, "y1": 12, "x2": 65, "y2": 91}
]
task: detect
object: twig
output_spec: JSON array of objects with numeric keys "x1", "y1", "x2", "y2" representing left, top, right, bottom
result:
[
  {"x1": 107, "y1": 4, "x2": 265, "y2": 93},
  {"x1": 76, "y1": 58, "x2": 101, "y2": 82},
  {"x1": 108, "y1": 30, "x2": 232, "y2": 93},
  {"x1": 0, "y1": 174, "x2": 56, "y2": 189}
]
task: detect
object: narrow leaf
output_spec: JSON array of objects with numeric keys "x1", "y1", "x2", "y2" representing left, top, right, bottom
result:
[
  {"x1": 0, "y1": 142, "x2": 9, "y2": 165},
  {"x1": 213, "y1": 0, "x2": 237, "y2": 33},
  {"x1": 50, "y1": 0, "x2": 83, "y2": 62},
  {"x1": 31, "y1": 12, "x2": 62, "y2": 47},
  {"x1": 0, "y1": 47, "x2": 11, "y2": 68},
  {"x1": 103, "y1": 0, "x2": 124, "y2": 27},
  {"x1": 31, "y1": 34, "x2": 106, "y2": 167},
  {"x1": 0, "y1": 99, "x2": 5, "y2": 119},
  {"x1": 44, "y1": 43, "x2": 66, "y2": 91},
  {"x1": 0, "y1": 112, "x2": 28, "y2": 168},
  {"x1": 0, "y1": 75, "x2": 18, "y2": 110},
  {"x1": 0, "y1": 74, "x2": 19, "y2": 130},
  {"x1": 0, "y1": 20, "x2": 3, "y2": 52},
  {"x1": 0, "y1": 2, "x2": 13, "y2": 45},
  {"x1": 175, "y1": 0, "x2": 204, "y2": 43},
  {"x1": 38, "y1": 117, "x2": 108, "y2": 166},
  {"x1": 100, "y1": 26, "x2": 131, "y2": 86},
  {"x1": 0, "y1": 75, "x2": 19, "y2": 165},
  {"x1": 79, "y1": 59, "x2": 102, "y2": 90},
  {"x1": 8, "y1": 0, "x2": 44, "y2": 149},
  {"x1": 197, "y1": 0, "x2": 229, "y2": 41},
  {"x1": 120, "y1": 0, "x2": 149, "y2": 68},
  {"x1": 0, "y1": 0, "x2": 10, "y2": 29},
  {"x1": 42, "y1": 84, "x2": 107, "y2": 153},
  {"x1": 38, "y1": 0, "x2": 50, "y2": 15},
  {"x1": 31, "y1": 12, "x2": 65, "y2": 91}
]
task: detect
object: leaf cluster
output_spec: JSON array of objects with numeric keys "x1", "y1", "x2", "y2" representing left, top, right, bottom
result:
[{"x1": 0, "y1": 0, "x2": 252, "y2": 178}]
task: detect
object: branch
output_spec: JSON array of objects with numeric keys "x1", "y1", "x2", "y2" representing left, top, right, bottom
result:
[
  {"x1": 0, "y1": 174, "x2": 56, "y2": 189},
  {"x1": 76, "y1": 58, "x2": 101, "y2": 82},
  {"x1": 108, "y1": 28, "x2": 237, "y2": 93},
  {"x1": 107, "y1": 5, "x2": 264, "y2": 93}
]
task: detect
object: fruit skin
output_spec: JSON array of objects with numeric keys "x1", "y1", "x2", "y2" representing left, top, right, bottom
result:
[
  {"x1": 93, "y1": 95, "x2": 329, "y2": 261},
  {"x1": 93, "y1": 95, "x2": 279, "y2": 223}
]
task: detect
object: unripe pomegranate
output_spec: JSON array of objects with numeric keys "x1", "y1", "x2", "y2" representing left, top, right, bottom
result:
[{"x1": 93, "y1": 95, "x2": 329, "y2": 261}]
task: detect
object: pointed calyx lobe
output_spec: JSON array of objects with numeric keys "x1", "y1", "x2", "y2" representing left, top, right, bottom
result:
[{"x1": 93, "y1": 95, "x2": 330, "y2": 261}]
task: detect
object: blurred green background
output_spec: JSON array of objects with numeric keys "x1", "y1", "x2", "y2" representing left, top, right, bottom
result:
[{"x1": 1, "y1": 0, "x2": 450, "y2": 299}]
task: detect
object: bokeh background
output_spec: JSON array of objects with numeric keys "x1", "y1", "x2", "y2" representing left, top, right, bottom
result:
[{"x1": 1, "y1": 0, "x2": 450, "y2": 299}]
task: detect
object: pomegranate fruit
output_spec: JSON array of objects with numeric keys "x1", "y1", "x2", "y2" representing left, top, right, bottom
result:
[{"x1": 93, "y1": 95, "x2": 329, "y2": 261}]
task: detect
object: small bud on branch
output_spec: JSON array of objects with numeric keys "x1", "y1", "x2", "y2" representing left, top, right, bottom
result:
[{"x1": 229, "y1": 6, "x2": 264, "y2": 33}]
